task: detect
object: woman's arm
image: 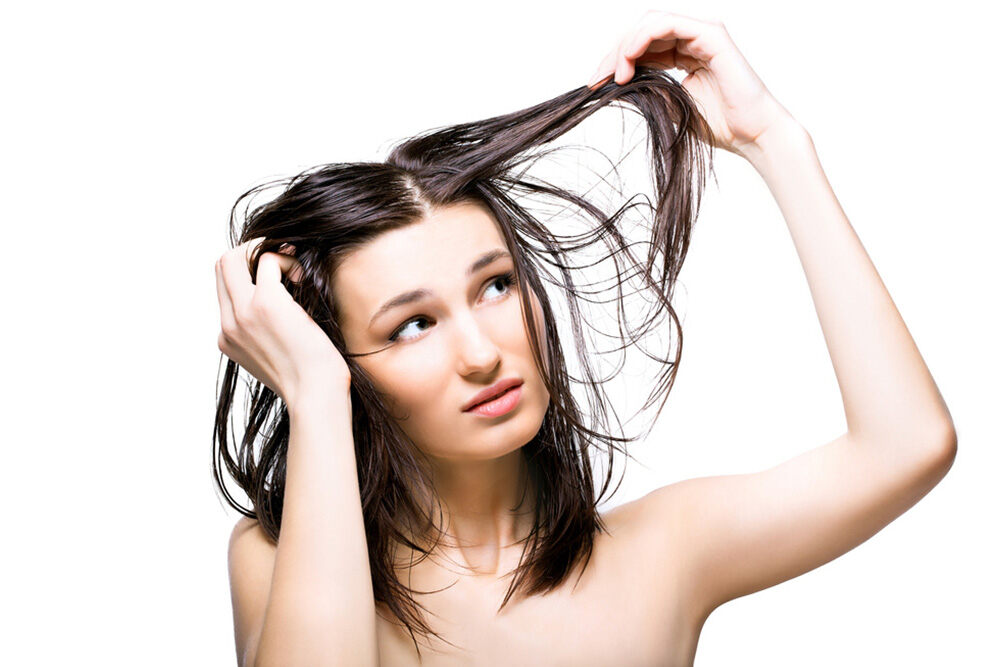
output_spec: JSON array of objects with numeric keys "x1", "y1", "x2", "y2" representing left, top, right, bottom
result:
[
  {"x1": 624, "y1": 115, "x2": 956, "y2": 623},
  {"x1": 592, "y1": 10, "x2": 956, "y2": 622},
  {"x1": 662, "y1": 114, "x2": 955, "y2": 620},
  {"x1": 744, "y1": 117, "x2": 954, "y2": 444},
  {"x1": 217, "y1": 240, "x2": 378, "y2": 666},
  {"x1": 228, "y1": 390, "x2": 380, "y2": 667}
]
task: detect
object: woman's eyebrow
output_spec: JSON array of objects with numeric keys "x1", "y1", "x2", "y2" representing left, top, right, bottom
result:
[{"x1": 367, "y1": 249, "x2": 512, "y2": 329}]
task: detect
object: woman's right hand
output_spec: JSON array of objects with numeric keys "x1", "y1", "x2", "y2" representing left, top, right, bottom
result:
[{"x1": 215, "y1": 237, "x2": 350, "y2": 409}]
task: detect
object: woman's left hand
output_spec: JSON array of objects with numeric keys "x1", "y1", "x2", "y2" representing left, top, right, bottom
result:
[{"x1": 586, "y1": 10, "x2": 800, "y2": 159}]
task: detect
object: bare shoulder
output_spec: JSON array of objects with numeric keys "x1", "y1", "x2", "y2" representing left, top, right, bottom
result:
[
  {"x1": 230, "y1": 515, "x2": 272, "y2": 546},
  {"x1": 228, "y1": 516, "x2": 277, "y2": 667},
  {"x1": 602, "y1": 429, "x2": 956, "y2": 625},
  {"x1": 229, "y1": 516, "x2": 277, "y2": 569},
  {"x1": 600, "y1": 482, "x2": 691, "y2": 559},
  {"x1": 228, "y1": 515, "x2": 276, "y2": 600}
]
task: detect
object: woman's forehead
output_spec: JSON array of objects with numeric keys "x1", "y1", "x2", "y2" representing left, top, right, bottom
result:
[{"x1": 332, "y1": 202, "x2": 511, "y2": 324}]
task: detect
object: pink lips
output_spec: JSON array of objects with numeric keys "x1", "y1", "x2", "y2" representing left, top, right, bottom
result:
[
  {"x1": 465, "y1": 384, "x2": 523, "y2": 418},
  {"x1": 462, "y1": 378, "x2": 524, "y2": 412}
]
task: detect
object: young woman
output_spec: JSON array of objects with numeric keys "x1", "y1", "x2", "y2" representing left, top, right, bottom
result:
[{"x1": 214, "y1": 10, "x2": 956, "y2": 667}]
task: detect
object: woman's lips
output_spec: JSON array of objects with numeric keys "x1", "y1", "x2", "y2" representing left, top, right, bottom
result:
[
  {"x1": 465, "y1": 384, "x2": 523, "y2": 418},
  {"x1": 462, "y1": 378, "x2": 523, "y2": 411}
]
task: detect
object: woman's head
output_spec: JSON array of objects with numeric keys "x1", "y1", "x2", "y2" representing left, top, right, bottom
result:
[
  {"x1": 332, "y1": 198, "x2": 551, "y2": 463},
  {"x1": 213, "y1": 65, "x2": 715, "y2": 655}
]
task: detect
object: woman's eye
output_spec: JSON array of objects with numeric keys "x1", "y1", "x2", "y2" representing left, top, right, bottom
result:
[
  {"x1": 484, "y1": 271, "x2": 517, "y2": 300},
  {"x1": 388, "y1": 316, "x2": 432, "y2": 343},
  {"x1": 387, "y1": 271, "x2": 518, "y2": 343}
]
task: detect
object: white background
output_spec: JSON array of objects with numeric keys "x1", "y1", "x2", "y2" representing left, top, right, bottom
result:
[{"x1": 3, "y1": 0, "x2": 996, "y2": 664}]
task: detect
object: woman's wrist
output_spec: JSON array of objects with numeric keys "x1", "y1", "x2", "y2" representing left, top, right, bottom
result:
[
  {"x1": 286, "y1": 375, "x2": 353, "y2": 422},
  {"x1": 737, "y1": 114, "x2": 812, "y2": 170}
]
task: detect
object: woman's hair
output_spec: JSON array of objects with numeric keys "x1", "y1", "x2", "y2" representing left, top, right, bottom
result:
[{"x1": 213, "y1": 65, "x2": 715, "y2": 657}]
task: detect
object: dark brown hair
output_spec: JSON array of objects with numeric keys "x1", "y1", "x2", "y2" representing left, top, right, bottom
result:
[{"x1": 213, "y1": 65, "x2": 715, "y2": 658}]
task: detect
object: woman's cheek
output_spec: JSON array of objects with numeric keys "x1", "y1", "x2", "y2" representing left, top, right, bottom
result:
[{"x1": 376, "y1": 350, "x2": 442, "y2": 419}]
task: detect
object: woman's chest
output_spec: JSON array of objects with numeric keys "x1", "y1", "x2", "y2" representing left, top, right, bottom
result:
[
  {"x1": 379, "y1": 595, "x2": 696, "y2": 666},
  {"x1": 374, "y1": 524, "x2": 701, "y2": 666}
]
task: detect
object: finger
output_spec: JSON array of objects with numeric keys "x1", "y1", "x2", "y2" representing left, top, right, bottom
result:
[
  {"x1": 261, "y1": 249, "x2": 305, "y2": 285},
  {"x1": 593, "y1": 23, "x2": 652, "y2": 87},
  {"x1": 640, "y1": 13, "x2": 724, "y2": 62},
  {"x1": 215, "y1": 259, "x2": 236, "y2": 332},
  {"x1": 243, "y1": 237, "x2": 268, "y2": 283},
  {"x1": 587, "y1": 48, "x2": 619, "y2": 89},
  {"x1": 588, "y1": 23, "x2": 636, "y2": 88},
  {"x1": 219, "y1": 238, "x2": 260, "y2": 306},
  {"x1": 614, "y1": 41, "x2": 633, "y2": 84},
  {"x1": 255, "y1": 252, "x2": 283, "y2": 288},
  {"x1": 254, "y1": 240, "x2": 304, "y2": 283},
  {"x1": 626, "y1": 11, "x2": 712, "y2": 66},
  {"x1": 674, "y1": 52, "x2": 704, "y2": 72},
  {"x1": 615, "y1": 21, "x2": 652, "y2": 84},
  {"x1": 623, "y1": 14, "x2": 722, "y2": 83},
  {"x1": 260, "y1": 252, "x2": 306, "y2": 289}
]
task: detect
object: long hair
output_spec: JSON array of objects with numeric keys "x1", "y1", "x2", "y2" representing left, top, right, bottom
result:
[{"x1": 213, "y1": 65, "x2": 716, "y2": 657}]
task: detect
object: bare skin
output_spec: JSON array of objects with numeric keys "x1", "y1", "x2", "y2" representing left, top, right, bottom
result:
[
  {"x1": 226, "y1": 11, "x2": 956, "y2": 666},
  {"x1": 372, "y1": 497, "x2": 703, "y2": 667},
  {"x1": 234, "y1": 494, "x2": 701, "y2": 667}
]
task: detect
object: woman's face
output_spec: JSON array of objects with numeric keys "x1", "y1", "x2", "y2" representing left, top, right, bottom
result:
[{"x1": 332, "y1": 200, "x2": 551, "y2": 460}]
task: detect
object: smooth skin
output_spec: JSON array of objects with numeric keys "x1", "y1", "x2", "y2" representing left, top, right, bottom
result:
[{"x1": 224, "y1": 10, "x2": 957, "y2": 666}]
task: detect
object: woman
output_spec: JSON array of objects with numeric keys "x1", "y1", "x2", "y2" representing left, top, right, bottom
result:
[{"x1": 214, "y1": 10, "x2": 956, "y2": 666}]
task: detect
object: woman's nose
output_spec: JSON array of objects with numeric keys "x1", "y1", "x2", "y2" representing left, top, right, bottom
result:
[{"x1": 453, "y1": 312, "x2": 501, "y2": 375}]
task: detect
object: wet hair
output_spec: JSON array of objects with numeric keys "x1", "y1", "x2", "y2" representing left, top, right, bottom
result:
[{"x1": 213, "y1": 65, "x2": 716, "y2": 658}]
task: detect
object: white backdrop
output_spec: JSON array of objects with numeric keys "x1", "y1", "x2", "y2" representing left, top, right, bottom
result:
[{"x1": 3, "y1": 0, "x2": 996, "y2": 664}]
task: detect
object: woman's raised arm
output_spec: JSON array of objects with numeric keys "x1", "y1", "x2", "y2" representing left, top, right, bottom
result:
[
  {"x1": 588, "y1": 10, "x2": 956, "y2": 621},
  {"x1": 217, "y1": 240, "x2": 379, "y2": 666}
]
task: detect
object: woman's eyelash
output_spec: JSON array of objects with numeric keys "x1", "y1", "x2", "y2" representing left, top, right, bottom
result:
[{"x1": 387, "y1": 271, "x2": 518, "y2": 343}]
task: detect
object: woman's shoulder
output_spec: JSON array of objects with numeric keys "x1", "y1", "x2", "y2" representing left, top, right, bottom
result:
[
  {"x1": 231, "y1": 514, "x2": 267, "y2": 539},
  {"x1": 228, "y1": 516, "x2": 277, "y2": 568},
  {"x1": 595, "y1": 487, "x2": 693, "y2": 599},
  {"x1": 599, "y1": 488, "x2": 680, "y2": 544}
]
